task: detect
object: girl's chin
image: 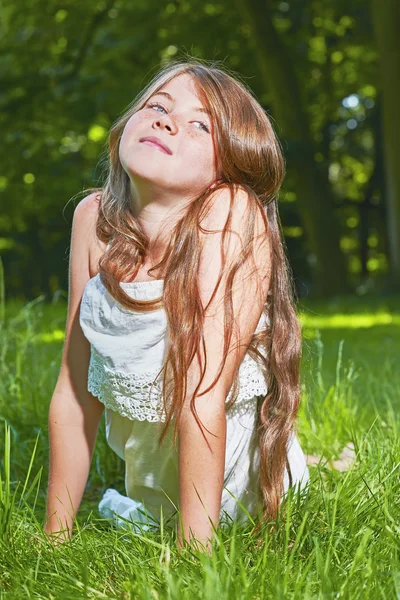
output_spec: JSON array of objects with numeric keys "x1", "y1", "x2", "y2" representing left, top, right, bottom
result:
[{"x1": 122, "y1": 164, "x2": 170, "y2": 181}]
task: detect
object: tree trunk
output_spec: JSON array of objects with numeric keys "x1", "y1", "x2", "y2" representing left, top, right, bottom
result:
[
  {"x1": 372, "y1": 0, "x2": 400, "y2": 290},
  {"x1": 236, "y1": 0, "x2": 349, "y2": 296}
]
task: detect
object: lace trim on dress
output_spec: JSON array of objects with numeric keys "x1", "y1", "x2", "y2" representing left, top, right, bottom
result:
[
  {"x1": 88, "y1": 349, "x2": 165, "y2": 423},
  {"x1": 88, "y1": 347, "x2": 268, "y2": 423}
]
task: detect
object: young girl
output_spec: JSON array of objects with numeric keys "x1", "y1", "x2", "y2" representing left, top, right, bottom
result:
[{"x1": 44, "y1": 58, "x2": 310, "y2": 550}]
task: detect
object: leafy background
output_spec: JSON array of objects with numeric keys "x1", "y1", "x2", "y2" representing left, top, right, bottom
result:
[{"x1": 1, "y1": 0, "x2": 399, "y2": 299}]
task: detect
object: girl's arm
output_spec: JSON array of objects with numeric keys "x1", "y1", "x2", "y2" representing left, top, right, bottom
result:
[
  {"x1": 177, "y1": 186, "x2": 272, "y2": 550},
  {"x1": 44, "y1": 193, "x2": 104, "y2": 540},
  {"x1": 178, "y1": 396, "x2": 227, "y2": 550}
]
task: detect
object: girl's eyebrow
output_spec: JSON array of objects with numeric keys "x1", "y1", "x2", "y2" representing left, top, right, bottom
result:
[{"x1": 149, "y1": 91, "x2": 211, "y2": 116}]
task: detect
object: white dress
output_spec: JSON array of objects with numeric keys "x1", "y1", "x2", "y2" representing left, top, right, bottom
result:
[{"x1": 79, "y1": 273, "x2": 310, "y2": 531}]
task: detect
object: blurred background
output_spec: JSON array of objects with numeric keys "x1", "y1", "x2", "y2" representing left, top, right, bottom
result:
[{"x1": 1, "y1": 0, "x2": 399, "y2": 300}]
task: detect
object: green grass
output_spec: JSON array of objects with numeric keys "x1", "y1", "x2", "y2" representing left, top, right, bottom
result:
[{"x1": 0, "y1": 291, "x2": 399, "y2": 599}]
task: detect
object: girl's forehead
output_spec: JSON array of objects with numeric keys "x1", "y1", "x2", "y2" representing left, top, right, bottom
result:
[
  {"x1": 151, "y1": 75, "x2": 212, "y2": 116},
  {"x1": 155, "y1": 74, "x2": 201, "y2": 100},
  {"x1": 163, "y1": 72, "x2": 195, "y2": 89}
]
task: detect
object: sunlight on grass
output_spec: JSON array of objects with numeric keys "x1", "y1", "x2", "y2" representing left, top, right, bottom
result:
[
  {"x1": 299, "y1": 310, "x2": 400, "y2": 330},
  {"x1": 33, "y1": 329, "x2": 65, "y2": 343}
]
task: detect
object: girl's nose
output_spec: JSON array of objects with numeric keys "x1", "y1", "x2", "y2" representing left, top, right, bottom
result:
[{"x1": 153, "y1": 115, "x2": 177, "y2": 134}]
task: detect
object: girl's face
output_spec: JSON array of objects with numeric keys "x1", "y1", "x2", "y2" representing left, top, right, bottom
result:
[{"x1": 119, "y1": 73, "x2": 219, "y2": 200}]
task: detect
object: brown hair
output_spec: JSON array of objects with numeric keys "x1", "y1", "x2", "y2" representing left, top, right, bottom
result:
[{"x1": 92, "y1": 58, "x2": 302, "y2": 531}]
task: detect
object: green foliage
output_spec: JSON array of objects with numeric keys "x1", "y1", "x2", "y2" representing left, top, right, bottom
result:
[{"x1": 0, "y1": 0, "x2": 394, "y2": 297}]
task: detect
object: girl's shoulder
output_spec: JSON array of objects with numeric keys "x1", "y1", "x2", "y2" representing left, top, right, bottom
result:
[
  {"x1": 77, "y1": 188, "x2": 103, "y2": 212},
  {"x1": 74, "y1": 189, "x2": 106, "y2": 278}
]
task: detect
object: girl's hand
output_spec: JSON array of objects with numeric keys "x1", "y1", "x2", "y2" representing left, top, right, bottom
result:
[
  {"x1": 42, "y1": 523, "x2": 72, "y2": 546},
  {"x1": 177, "y1": 524, "x2": 213, "y2": 555}
]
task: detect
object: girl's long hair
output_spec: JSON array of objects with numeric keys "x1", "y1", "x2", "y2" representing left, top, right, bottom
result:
[{"x1": 92, "y1": 58, "x2": 302, "y2": 530}]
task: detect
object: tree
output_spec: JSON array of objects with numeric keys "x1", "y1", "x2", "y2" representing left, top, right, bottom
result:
[
  {"x1": 235, "y1": 0, "x2": 349, "y2": 296},
  {"x1": 0, "y1": 0, "x2": 389, "y2": 298},
  {"x1": 371, "y1": 0, "x2": 400, "y2": 290}
]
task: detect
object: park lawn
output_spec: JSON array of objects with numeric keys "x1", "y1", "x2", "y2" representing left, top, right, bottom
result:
[{"x1": 0, "y1": 293, "x2": 399, "y2": 599}]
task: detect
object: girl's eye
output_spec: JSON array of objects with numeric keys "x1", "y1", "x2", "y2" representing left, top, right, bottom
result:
[
  {"x1": 147, "y1": 102, "x2": 167, "y2": 113},
  {"x1": 146, "y1": 102, "x2": 210, "y2": 133},
  {"x1": 194, "y1": 121, "x2": 210, "y2": 133}
]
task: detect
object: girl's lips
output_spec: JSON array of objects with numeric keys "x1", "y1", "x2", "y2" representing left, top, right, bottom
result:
[{"x1": 139, "y1": 137, "x2": 172, "y2": 155}]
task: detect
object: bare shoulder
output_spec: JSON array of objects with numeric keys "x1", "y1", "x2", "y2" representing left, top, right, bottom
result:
[
  {"x1": 204, "y1": 185, "x2": 262, "y2": 224},
  {"x1": 73, "y1": 190, "x2": 106, "y2": 277},
  {"x1": 200, "y1": 184, "x2": 268, "y2": 246},
  {"x1": 74, "y1": 190, "x2": 102, "y2": 226},
  {"x1": 198, "y1": 184, "x2": 271, "y2": 298}
]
